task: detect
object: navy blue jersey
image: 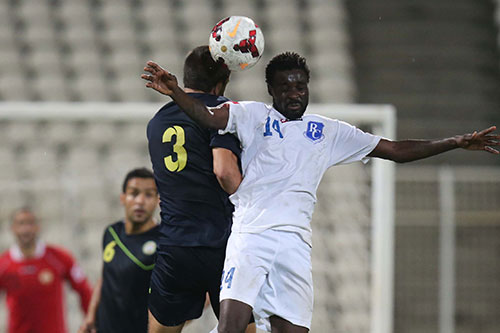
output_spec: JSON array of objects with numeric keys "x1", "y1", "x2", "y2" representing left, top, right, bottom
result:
[
  {"x1": 147, "y1": 93, "x2": 241, "y2": 248},
  {"x1": 97, "y1": 221, "x2": 160, "y2": 333}
]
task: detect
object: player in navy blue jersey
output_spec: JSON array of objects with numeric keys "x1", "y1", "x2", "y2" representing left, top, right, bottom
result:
[
  {"x1": 79, "y1": 168, "x2": 160, "y2": 333},
  {"x1": 146, "y1": 46, "x2": 254, "y2": 333}
]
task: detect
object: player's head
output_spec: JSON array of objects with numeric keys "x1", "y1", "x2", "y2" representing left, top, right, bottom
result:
[
  {"x1": 265, "y1": 52, "x2": 310, "y2": 120},
  {"x1": 10, "y1": 207, "x2": 39, "y2": 249},
  {"x1": 121, "y1": 168, "x2": 159, "y2": 225},
  {"x1": 183, "y1": 45, "x2": 231, "y2": 96}
]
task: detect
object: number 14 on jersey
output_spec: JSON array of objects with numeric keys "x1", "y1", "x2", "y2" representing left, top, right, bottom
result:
[{"x1": 263, "y1": 116, "x2": 283, "y2": 138}]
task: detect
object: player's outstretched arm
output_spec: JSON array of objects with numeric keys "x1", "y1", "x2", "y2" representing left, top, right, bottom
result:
[
  {"x1": 141, "y1": 61, "x2": 229, "y2": 130},
  {"x1": 369, "y1": 126, "x2": 500, "y2": 163}
]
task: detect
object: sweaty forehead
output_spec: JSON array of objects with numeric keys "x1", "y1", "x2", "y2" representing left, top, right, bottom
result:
[{"x1": 274, "y1": 69, "x2": 307, "y2": 84}]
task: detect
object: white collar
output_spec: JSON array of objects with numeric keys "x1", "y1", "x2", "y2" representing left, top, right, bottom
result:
[{"x1": 9, "y1": 241, "x2": 46, "y2": 262}]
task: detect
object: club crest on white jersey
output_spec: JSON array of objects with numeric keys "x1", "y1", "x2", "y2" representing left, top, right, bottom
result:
[{"x1": 304, "y1": 121, "x2": 325, "y2": 143}]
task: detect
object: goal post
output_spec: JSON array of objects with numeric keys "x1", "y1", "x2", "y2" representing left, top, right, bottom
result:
[
  {"x1": 0, "y1": 102, "x2": 396, "y2": 333},
  {"x1": 308, "y1": 104, "x2": 396, "y2": 333}
]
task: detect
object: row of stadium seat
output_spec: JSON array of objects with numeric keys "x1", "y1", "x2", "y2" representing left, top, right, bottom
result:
[{"x1": 0, "y1": 0, "x2": 353, "y2": 102}]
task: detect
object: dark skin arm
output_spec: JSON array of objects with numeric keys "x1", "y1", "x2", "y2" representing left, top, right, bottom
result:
[
  {"x1": 141, "y1": 61, "x2": 229, "y2": 130},
  {"x1": 142, "y1": 62, "x2": 500, "y2": 162},
  {"x1": 369, "y1": 127, "x2": 500, "y2": 162}
]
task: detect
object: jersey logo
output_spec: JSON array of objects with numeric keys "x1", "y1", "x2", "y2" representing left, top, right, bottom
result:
[
  {"x1": 107, "y1": 227, "x2": 155, "y2": 271},
  {"x1": 142, "y1": 240, "x2": 157, "y2": 255},
  {"x1": 227, "y1": 19, "x2": 242, "y2": 37},
  {"x1": 38, "y1": 269, "x2": 54, "y2": 285},
  {"x1": 304, "y1": 121, "x2": 325, "y2": 143}
]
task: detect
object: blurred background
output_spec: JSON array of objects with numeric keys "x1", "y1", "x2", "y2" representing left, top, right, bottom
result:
[{"x1": 0, "y1": 0, "x2": 499, "y2": 332}]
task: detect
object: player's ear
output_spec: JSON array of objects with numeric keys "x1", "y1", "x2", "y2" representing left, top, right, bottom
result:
[
  {"x1": 267, "y1": 84, "x2": 274, "y2": 97},
  {"x1": 119, "y1": 193, "x2": 126, "y2": 206},
  {"x1": 214, "y1": 79, "x2": 228, "y2": 96}
]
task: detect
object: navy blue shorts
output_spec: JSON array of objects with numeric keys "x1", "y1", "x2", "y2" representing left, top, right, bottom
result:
[{"x1": 148, "y1": 245, "x2": 226, "y2": 326}]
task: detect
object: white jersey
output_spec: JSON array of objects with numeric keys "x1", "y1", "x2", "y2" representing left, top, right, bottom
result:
[{"x1": 220, "y1": 101, "x2": 381, "y2": 246}]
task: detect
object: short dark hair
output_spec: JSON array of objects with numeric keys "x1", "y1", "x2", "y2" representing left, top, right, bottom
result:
[
  {"x1": 122, "y1": 168, "x2": 155, "y2": 193},
  {"x1": 265, "y1": 52, "x2": 310, "y2": 86},
  {"x1": 183, "y1": 45, "x2": 231, "y2": 93}
]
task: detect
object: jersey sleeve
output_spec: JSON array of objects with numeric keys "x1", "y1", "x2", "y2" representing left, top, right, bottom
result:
[
  {"x1": 0, "y1": 254, "x2": 8, "y2": 290},
  {"x1": 57, "y1": 248, "x2": 93, "y2": 313},
  {"x1": 327, "y1": 120, "x2": 381, "y2": 167},
  {"x1": 218, "y1": 101, "x2": 267, "y2": 149},
  {"x1": 209, "y1": 131, "x2": 242, "y2": 159}
]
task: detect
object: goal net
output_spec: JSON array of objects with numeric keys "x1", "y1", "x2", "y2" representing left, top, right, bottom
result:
[{"x1": 0, "y1": 102, "x2": 395, "y2": 333}]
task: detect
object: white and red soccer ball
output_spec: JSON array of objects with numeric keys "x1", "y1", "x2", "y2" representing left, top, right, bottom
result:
[{"x1": 209, "y1": 16, "x2": 265, "y2": 72}]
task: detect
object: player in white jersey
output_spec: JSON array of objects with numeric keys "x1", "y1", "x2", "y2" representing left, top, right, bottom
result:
[{"x1": 142, "y1": 52, "x2": 500, "y2": 333}]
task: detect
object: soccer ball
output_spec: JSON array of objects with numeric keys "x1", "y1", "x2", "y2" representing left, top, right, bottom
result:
[{"x1": 209, "y1": 16, "x2": 265, "y2": 72}]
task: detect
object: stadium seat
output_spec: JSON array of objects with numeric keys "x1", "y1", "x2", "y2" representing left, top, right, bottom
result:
[
  {"x1": 266, "y1": 28, "x2": 305, "y2": 55},
  {"x1": 73, "y1": 76, "x2": 109, "y2": 101},
  {"x1": 141, "y1": 23, "x2": 177, "y2": 48},
  {"x1": 105, "y1": 47, "x2": 144, "y2": 76},
  {"x1": 220, "y1": 0, "x2": 257, "y2": 20},
  {"x1": 26, "y1": 50, "x2": 64, "y2": 76},
  {"x1": 101, "y1": 24, "x2": 137, "y2": 51},
  {"x1": 0, "y1": 73, "x2": 31, "y2": 101},
  {"x1": 4, "y1": 121, "x2": 41, "y2": 146},
  {"x1": 61, "y1": 23, "x2": 99, "y2": 51},
  {"x1": 114, "y1": 122, "x2": 149, "y2": 147},
  {"x1": 56, "y1": 0, "x2": 93, "y2": 25},
  {"x1": 16, "y1": 0, "x2": 52, "y2": 25},
  {"x1": 0, "y1": 11, "x2": 16, "y2": 50},
  {"x1": 112, "y1": 75, "x2": 151, "y2": 101},
  {"x1": 64, "y1": 147, "x2": 104, "y2": 177},
  {"x1": 97, "y1": 0, "x2": 134, "y2": 26},
  {"x1": 0, "y1": 147, "x2": 19, "y2": 182},
  {"x1": 306, "y1": 0, "x2": 346, "y2": 25},
  {"x1": 139, "y1": 1, "x2": 175, "y2": 24},
  {"x1": 33, "y1": 76, "x2": 71, "y2": 101},
  {"x1": 19, "y1": 24, "x2": 58, "y2": 50},
  {"x1": 310, "y1": 76, "x2": 355, "y2": 103},
  {"x1": 19, "y1": 146, "x2": 59, "y2": 179},
  {"x1": 44, "y1": 121, "x2": 80, "y2": 146},
  {"x1": 106, "y1": 148, "x2": 150, "y2": 183},
  {"x1": 261, "y1": 0, "x2": 301, "y2": 29},
  {"x1": 80, "y1": 121, "x2": 117, "y2": 146},
  {"x1": 78, "y1": 188, "x2": 111, "y2": 221}
]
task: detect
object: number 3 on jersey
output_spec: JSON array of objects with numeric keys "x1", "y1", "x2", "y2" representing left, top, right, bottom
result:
[{"x1": 163, "y1": 125, "x2": 187, "y2": 172}]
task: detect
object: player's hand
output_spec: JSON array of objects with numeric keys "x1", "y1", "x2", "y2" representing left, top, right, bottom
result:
[
  {"x1": 78, "y1": 318, "x2": 97, "y2": 333},
  {"x1": 456, "y1": 126, "x2": 500, "y2": 154},
  {"x1": 141, "y1": 61, "x2": 180, "y2": 96}
]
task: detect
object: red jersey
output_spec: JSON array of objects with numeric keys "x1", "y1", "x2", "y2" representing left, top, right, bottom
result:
[{"x1": 0, "y1": 242, "x2": 92, "y2": 333}]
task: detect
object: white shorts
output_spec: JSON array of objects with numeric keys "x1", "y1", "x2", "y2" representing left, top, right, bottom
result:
[{"x1": 220, "y1": 229, "x2": 313, "y2": 331}]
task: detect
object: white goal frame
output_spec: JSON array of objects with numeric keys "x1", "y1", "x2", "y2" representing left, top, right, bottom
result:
[
  {"x1": 0, "y1": 102, "x2": 396, "y2": 333},
  {"x1": 309, "y1": 104, "x2": 396, "y2": 333}
]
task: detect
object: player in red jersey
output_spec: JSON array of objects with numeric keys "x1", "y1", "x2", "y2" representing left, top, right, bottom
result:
[{"x1": 0, "y1": 207, "x2": 92, "y2": 333}]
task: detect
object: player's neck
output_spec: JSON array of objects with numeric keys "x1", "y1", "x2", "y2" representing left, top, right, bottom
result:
[
  {"x1": 184, "y1": 88, "x2": 204, "y2": 93},
  {"x1": 124, "y1": 219, "x2": 156, "y2": 235},
  {"x1": 19, "y1": 243, "x2": 37, "y2": 258},
  {"x1": 184, "y1": 87, "x2": 217, "y2": 95}
]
